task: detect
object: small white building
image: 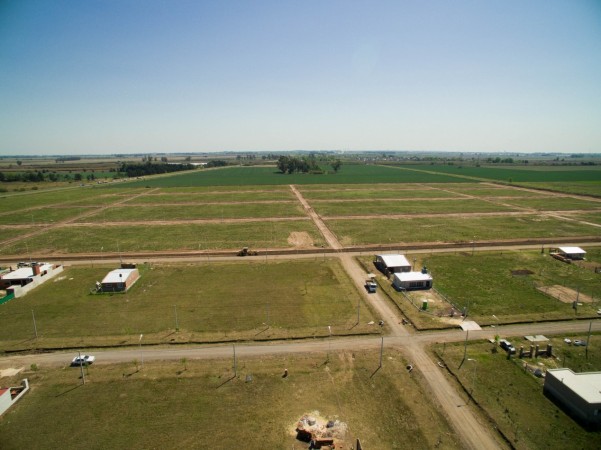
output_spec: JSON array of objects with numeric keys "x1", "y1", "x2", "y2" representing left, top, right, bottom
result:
[
  {"x1": 557, "y1": 247, "x2": 586, "y2": 260},
  {"x1": 375, "y1": 254, "x2": 411, "y2": 273},
  {"x1": 392, "y1": 271, "x2": 433, "y2": 291},
  {"x1": 0, "y1": 379, "x2": 29, "y2": 417},
  {"x1": 544, "y1": 369, "x2": 601, "y2": 425},
  {"x1": 100, "y1": 268, "x2": 140, "y2": 293}
]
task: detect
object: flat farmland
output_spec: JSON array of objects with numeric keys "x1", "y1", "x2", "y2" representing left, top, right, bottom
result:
[
  {"x1": 518, "y1": 181, "x2": 601, "y2": 197},
  {"x1": 0, "y1": 220, "x2": 324, "y2": 255},
  {"x1": 0, "y1": 351, "x2": 460, "y2": 450},
  {"x1": 0, "y1": 206, "x2": 95, "y2": 226},
  {"x1": 121, "y1": 165, "x2": 466, "y2": 187},
  {"x1": 77, "y1": 202, "x2": 305, "y2": 222},
  {"x1": 311, "y1": 198, "x2": 515, "y2": 217},
  {"x1": 434, "y1": 185, "x2": 551, "y2": 197},
  {"x1": 0, "y1": 259, "x2": 375, "y2": 349},
  {"x1": 327, "y1": 215, "x2": 601, "y2": 246},
  {"x1": 499, "y1": 197, "x2": 601, "y2": 211},
  {"x1": 298, "y1": 186, "x2": 463, "y2": 200},
  {"x1": 122, "y1": 190, "x2": 296, "y2": 204}
]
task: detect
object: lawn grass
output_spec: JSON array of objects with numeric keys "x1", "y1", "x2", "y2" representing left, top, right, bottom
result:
[
  {"x1": 422, "y1": 251, "x2": 601, "y2": 323},
  {"x1": 0, "y1": 350, "x2": 460, "y2": 450},
  {"x1": 312, "y1": 198, "x2": 516, "y2": 217},
  {"x1": 77, "y1": 202, "x2": 305, "y2": 222},
  {"x1": 431, "y1": 338, "x2": 601, "y2": 449},
  {"x1": 327, "y1": 215, "x2": 601, "y2": 246},
  {"x1": 0, "y1": 259, "x2": 375, "y2": 348},
  {"x1": 0, "y1": 220, "x2": 325, "y2": 254}
]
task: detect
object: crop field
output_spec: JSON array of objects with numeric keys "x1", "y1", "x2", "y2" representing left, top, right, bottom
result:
[
  {"x1": 0, "y1": 259, "x2": 374, "y2": 349},
  {"x1": 121, "y1": 165, "x2": 466, "y2": 187},
  {"x1": 518, "y1": 181, "x2": 601, "y2": 197},
  {"x1": 401, "y1": 164, "x2": 601, "y2": 183},
  {"x1": 0, "y1": 207, "x2": 95, "y2": 226},
  {"x1": 499, "y1": 197, "x2": 601, "y2": 211},
  {"x1": 122, "y1": 189, "x2": 296, "y2": 203},
  {"x1": 432, "y1": 337, "x2": 601, "y2": 450},
  {"x1": 0, "y1": 350, "x2": 460, "y2": 450}
]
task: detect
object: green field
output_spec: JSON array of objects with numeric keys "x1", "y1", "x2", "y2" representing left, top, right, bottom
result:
[
  {"x1": 401, "y1": 164, "x2": 601, "y2": 183},
  {"x1": 0, "y1": 220, "x2": 324, "y2": 255},
  {"x1": 312, "y1": 198, "x2": 515, "y2": 217},
  {"x1": 0, "y1": 350, "x2": 460, "y2": 450},
  {"x1": 299, "y1": 187, "x2": 463, "y2": 200},
  {"x1": 499, "y1": 197, "x2": 601, "y2": 211},
  {"x1": 123, "y1": 190, "x2": 296, "y2": 204},
  {"x1": 432, "y1": 337, "x2": 601, "y2": 449},
  {"x1": 120, "y1": 165, "x2": 466, "y2": 187},
  {"x1": 518, "y1": 181, "x2": 601, "y2": 197},
  {"x1": 423, "y1": 251, "x2": 601, "y2": 323},
  {"x1": 0, "y1": 259, "x2": 374, "y2": 348},
  {"x1": 327, "y1": 215, "x2": 601, "y2": 246},
  {"x1": 0, "y1": 206, "x2": 95, "y2": 226},
  {"x1": 77, "y1": 202, "x2": 305, "y2": 222}
]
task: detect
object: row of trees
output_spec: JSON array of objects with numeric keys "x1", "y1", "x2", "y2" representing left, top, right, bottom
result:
[
  {"x1": 0, "y1": 171, "x2": 97, "y2": 182},
  {"x1": 118, "y1": 162, "x2": 195, "y2": 178},
  {"x1": 277, "y1": 156, "x2": 342, "y2": 174}
]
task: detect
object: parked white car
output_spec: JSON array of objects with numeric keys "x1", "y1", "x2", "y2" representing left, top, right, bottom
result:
[{"x1": 71, "y1": 355, "x2": 95, "y2": 366}]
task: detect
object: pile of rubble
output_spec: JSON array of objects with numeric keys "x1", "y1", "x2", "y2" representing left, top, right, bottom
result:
[{"x1": 295, "y1": 411, "x2": 347, "y2": 448}]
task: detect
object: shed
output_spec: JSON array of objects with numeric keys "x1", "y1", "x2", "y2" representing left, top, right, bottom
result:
[
  {"x1": 392, "y1": 271, "x2": 433, "y2": 290},
  {"x1": 558, "y1": 247, "x2": 586, "y2": 260},
  {"x1": 100, "y1": 268, "x2": 140, "y2": 292},
  {"x1": 375, "y1": 254, "x2": 411, "y2": 273},
  {"x1": 544, "y1": 369, "x2": 601, "y2": 425}
]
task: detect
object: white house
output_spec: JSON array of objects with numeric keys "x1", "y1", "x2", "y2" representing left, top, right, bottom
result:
[
  {"x1": 557, "y1": 247, "x2": 586, "y2": 260},
  {"x1": 375, "y1": 254, "x2": 412, "y2": 273},
  {"x1": 544, "y1": 369, "x2": 601, "y2": 425},
  {"x1": 392, "y1": 271, "x2": 433, "y2": 291},
  {"x1": 0, "y1": 379, "x2": 29, "y2": 417},
  {"x1": 100, "y1": 268, "x2": 140, "y2": 292}
]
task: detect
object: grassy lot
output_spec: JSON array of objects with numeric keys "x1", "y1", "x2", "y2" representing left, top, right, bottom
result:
[
  {"x1": 436, "y1": 185, "x2": 552, "y2": 197},
  {"x1": 357, "y1": 250, "x2": 601, "y2": 327},
  {"x1": 0, "y1": 207, "x2": 95, "y2": 226},
  {"x1": 0, "y1": 350, "x2": 460, "y2": 450},
  {"x1": 312, "y1": 198, "x2": 515, "y2": 217},
  {"x1": 327, "y1": 215, "x2": 601, "y2": 246},
  {"x1": 499, "y1": 197, "x2": 601, "y2": 211},
  {"x1": 299, "y1": 187, "x2": 463, "y2": 200},
  {"x1": 77, "y1": 202, "x2": 305, "y2": 222},
  {"x1": 123, "y1": 190, "x2": 296, "y2": 203},
  {"x1": 121, "y1": 165, "x2": 466, "y2": 187},
  {"x1": 573, "y1": 212, "x2": 601, "y2": 226},
  {"x1": 0, "y1": 220, "x2": 324, "y2": 255},
  {"x1": 431, "y1": 337, "x2": 601, "y2": 449},
  {"x1": 0, "y1": 259, "x2": 375, "y2": 349},
  {"x1": 423, "y1": 251, "x2": 601, "y2": 323}
]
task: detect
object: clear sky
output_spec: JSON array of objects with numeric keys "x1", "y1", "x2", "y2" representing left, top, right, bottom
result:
[{"x1": 1, "y1": 0, "x2": 600, "y2": 155}]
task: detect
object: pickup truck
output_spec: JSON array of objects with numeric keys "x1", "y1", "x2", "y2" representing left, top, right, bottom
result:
[
  {"x1": 365, "y1": 280, "x2": 377, "y2": 293},
  {"x1": 499, "y1": 339, "x2": 516, "y2": 354}
]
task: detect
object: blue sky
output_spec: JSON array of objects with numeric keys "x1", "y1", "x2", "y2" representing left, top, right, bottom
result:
[{"x1": 1, "y1": 0, "x2": 600, "y2": 155}]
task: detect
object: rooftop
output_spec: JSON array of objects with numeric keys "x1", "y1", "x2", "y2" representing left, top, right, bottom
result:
[
  {"x1": 394, "y1": 271, "x2": 432, "y2": 282},
  {"x1": 558, "y1": 246, "x2": 586, "y2": 254},
  {"x1": 377, "y1": 254, "x2": 411, "y2": 268},
  {"x1": 101, "y1": 268, "x2": 137, "y2": 284},
  {"x1": 547, "y1": 369, "x2": 601, "y2": 403}
]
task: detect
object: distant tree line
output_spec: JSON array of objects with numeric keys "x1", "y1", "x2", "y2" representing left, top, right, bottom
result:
[
  {"x1": 277, "y1": 155, "x2": 342, "y2": 174},
  {"x1": 0, "y1": 170, "x2": 101, "y2": 183},
  {"x1": 118, "y1": 162, "x2": 195, "y2": 177},
  {"x1": 205, "y1": 160, "x2": 228, "y2": 168}
]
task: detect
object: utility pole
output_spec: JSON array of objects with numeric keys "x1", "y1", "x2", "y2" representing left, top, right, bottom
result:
[
  {"x1": 32, "y1": 309, "x2": 38, "y2": 339},
  {"x1": 379, "y1": 336, "x2": 384, "y2": 368},
  {"x1": 139, "y1": 334, "x2": 144, "y2": 368},
  {"x1": 173, "y1": 305, "x2": 179, "y2": 331},
  {"x1": 462, "y1": 330, "x2": 469, "y2": 364},
  {"x1": 356, "y1": 298, "x2": 360, "y2": 324},
  {"x1": 79, "y1": 351, "x2": 86, "y2": 385},
  {"x1": 586, "y1": 321, "x2": 592, "y2": 360},
  {"x1": 233, "y1": 344, "x2": 237, "y2": 377}
]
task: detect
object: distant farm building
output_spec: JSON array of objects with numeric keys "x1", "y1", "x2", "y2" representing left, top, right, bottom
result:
[
  {"x1": 392, "y1": 269, "x2": 433, "y2": 291},
  {"x1": 557, "y1": 247, "x2": 586, "y2": 260},
  {"x1": 100, "y1": 268, "x2": 140, "y2": 293},
  {"x1": 544, "y1": 369, "x2": 601, "y2": 426},
  {"x1": 375, "y1": 254, "x2": 411, "y2": 274},
  {"x1": 0, "y1": 379, "x2": 29, "y2": 417}
]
